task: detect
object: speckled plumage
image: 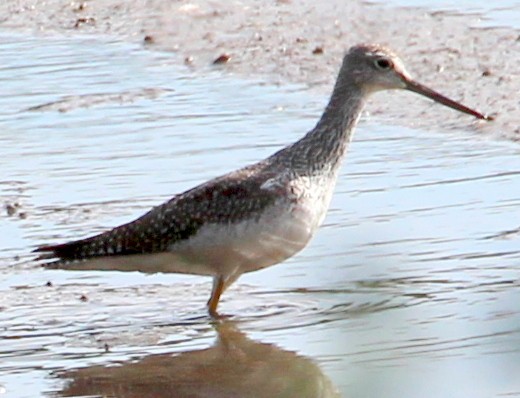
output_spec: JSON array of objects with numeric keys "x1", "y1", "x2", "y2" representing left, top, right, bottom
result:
[
  {"x1": 41, "y1": 164, "x2": 281, "y2": 259},
  {"x1": 35, "y1": 44, "x2": 488, "y2": 315}
]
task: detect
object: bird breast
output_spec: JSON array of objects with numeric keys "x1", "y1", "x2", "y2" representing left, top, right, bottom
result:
[{"x1": 169, "y1": 174, "x2": 337, "y2": 277}]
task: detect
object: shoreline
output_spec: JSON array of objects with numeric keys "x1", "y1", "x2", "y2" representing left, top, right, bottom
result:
[{"x1": 0, "y1": 0, "x2": 517, "y2": 139}]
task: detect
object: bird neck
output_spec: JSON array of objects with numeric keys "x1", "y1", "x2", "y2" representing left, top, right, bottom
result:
[{"x1": 276, "y1": 75, "x2": 367, "y2": 176}]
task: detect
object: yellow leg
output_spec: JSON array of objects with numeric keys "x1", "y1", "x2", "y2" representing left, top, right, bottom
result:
[{"x1": 207, "y1": 276, "x2": 224, "y2": 317}]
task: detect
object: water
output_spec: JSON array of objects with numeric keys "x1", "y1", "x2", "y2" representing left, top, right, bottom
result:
[{"x1": 1, "y1": 32, "x2": 520, "y2": 398}]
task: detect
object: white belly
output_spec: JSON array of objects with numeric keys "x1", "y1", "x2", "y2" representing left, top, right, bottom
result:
[
  {"x1": 170, "y1": 198, "x2": 322, "y2": 278},
  {"x1": 57, "y1": 206, "x2": 315, "y2": 278},
  {"x1": 167, "y1": 174, "x2": 337, "y2": 279},
  {"x1": 57, "y1": 175, "x2": 337, "y2": 280}
]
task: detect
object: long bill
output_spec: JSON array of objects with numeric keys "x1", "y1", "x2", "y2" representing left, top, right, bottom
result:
[{"x1": 405, "y1": 79, "x2": 492, "y2": 121}]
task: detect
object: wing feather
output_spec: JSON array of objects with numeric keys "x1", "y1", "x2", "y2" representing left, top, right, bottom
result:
[{"x1": 34, "y1": 163, "x2": 284, "y2": 262}]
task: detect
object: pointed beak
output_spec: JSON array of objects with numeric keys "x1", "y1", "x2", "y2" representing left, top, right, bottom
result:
[{"x1": 404, "y1": 78, "x2": 492, "y2": 121}]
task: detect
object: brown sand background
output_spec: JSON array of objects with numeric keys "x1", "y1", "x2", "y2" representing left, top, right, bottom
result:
[{"x1": 0, "y1": 0, "x2": 518, "y2": 138}]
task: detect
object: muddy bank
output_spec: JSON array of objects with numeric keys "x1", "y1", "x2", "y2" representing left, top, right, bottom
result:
[{"x1": 0, "y1": 0, "x2": 517, "y2": 138}]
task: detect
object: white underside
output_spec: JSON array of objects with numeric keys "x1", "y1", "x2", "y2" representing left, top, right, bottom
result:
[
  {"x1": 60, "y1": 175, "x2": 337, "y2": 284},
  {"x1": 63, "y1": 200, "x2": 312, "y2": 277}
]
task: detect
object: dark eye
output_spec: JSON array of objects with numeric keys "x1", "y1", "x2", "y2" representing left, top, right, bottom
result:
[{"x1": 374, "y1": 58, "x2": 392, "y2": 70}]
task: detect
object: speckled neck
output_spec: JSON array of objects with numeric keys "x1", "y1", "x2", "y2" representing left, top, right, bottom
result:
[{"x1": 271, "y1": 63, "x2": 367, "y2": 176}]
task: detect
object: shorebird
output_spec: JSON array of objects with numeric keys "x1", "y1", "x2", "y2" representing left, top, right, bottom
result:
[{"x1": 35, "y1": 44, "x2": 490, "y2": 316}]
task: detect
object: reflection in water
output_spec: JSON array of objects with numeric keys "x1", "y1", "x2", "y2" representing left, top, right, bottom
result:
[
  {"x1": 2, "y1": 33, "x2": 520, "y2": 398},
  {"x1": 53, "y1": 321, "x2": 340, "y2": 398}
]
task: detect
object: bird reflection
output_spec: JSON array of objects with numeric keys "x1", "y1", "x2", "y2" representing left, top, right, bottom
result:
[{"x1": 53, "y1": 321, "x2": 340, "y2": 398}]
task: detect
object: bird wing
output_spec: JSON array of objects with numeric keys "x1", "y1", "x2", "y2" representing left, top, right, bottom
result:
[{"x1": 34, "y1": 164, "x2": 283, "y2": 262}]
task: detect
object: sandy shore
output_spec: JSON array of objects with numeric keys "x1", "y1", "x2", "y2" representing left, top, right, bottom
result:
[{"x1": 0, "y1": 0, "x2": 517, "y2": 138}]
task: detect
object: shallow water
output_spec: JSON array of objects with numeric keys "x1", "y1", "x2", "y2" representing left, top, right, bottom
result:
[{"x1": 1, "y1": 33, "x2": 520, "y2": 398}]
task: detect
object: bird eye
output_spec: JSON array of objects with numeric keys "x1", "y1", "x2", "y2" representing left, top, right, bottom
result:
[{"x1": 374, "y1": 58, "x2": 392, "y2": 70}]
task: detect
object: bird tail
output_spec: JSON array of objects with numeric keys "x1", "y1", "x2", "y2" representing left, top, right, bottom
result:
[
  {"x1": 33, "y1": 233, "x2": 117, "y2": 264},
  {"x1": 34, "y1": 242, "x2": 77, "y2": 258},
  {"x1": 33, "y1": 237, "x2": 124, "y2": 270}
]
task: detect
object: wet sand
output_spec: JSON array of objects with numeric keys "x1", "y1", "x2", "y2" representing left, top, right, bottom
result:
[
  {"x1": 1, "y1": 23, "x2": 520, "y2": 398},
  {"x1": 0, "y1": 0, "x2": 517, "y2": 138}
]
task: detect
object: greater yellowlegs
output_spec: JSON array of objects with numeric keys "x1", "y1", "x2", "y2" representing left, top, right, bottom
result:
[{"x1": 35, "y1": 44, "x2": 490, "y2": 316}]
